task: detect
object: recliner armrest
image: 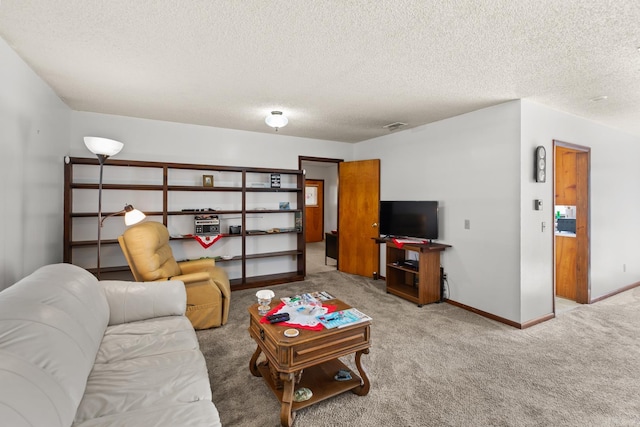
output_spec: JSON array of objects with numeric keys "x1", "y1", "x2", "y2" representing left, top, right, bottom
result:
[
  {"x1": 178, "y1": 259, "x2": 216, "y2": 273},
  {"x1": 166, "y1": 271, "x2": 213, "y2": 284}
]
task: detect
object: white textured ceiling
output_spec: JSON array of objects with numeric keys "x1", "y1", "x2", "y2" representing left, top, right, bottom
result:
[{"x1": 1, "y1": 1, "x2": 639, "y2": 143}]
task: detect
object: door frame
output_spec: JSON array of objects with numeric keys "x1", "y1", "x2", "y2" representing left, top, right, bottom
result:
[
  {"x1": 299, "y1": 156, "x2": 343, "y2": 273},
  {"x1": 553, "y1": 140, "x2": 591, "y2": 307}
]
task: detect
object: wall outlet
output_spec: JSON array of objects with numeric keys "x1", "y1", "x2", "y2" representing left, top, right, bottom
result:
[
  {"x1": 623, "y1": 264, "x2": 626, "y2": 272},
  {"x1": 464, "y1": 219, "x2": 470, "y2": 230}
]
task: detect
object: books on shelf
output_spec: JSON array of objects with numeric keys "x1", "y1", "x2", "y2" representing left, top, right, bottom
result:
[{"x1": 316, "y1": 308, "x2": 372, "y2": 329}]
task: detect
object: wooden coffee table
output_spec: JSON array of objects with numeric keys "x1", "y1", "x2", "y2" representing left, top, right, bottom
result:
[{"x1": 248, "y1": 299, "x2": 371, "y2": 427}]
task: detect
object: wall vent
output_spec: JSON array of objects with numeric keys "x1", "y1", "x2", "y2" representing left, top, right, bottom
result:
[{"x1": 382, "y1": 122, "x2": 407, "y2": 131}]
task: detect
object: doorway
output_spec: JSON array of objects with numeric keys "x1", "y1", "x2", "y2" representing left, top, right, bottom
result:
[
  {"x1": 554, "y1": 140, "x2": 590, "y2": 308},
  {"x1": 298, "y1": 156, "x2": 380, "y2": 278},
  {"x1": 299, "y1": 157, "x2": 342, "y2": 275},
  {"x1": 305, "y1": 179, "x2": 324, "y2": 243}
]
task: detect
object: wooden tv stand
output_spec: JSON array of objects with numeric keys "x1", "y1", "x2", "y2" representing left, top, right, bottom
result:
[{"x1": 381, "y1": 239, "x2": 451, "y2": 306}]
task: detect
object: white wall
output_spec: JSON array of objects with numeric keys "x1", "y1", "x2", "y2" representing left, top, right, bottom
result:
[
  {"x1": 0, "y1": 38, "x2": 71, "y2": 290},
  {"x1": 353, "y1": 99, "x2": 640, "y2": 325},
  {"x1": 354, "y1": 102, "x2": 523, "y2": 322},
  {"x1": 70, "y1": 112, "x2": 354, "y2": 169},
  {"x1": 69, "y1": 112, "x2": 354, "y2": 274},
  {"x1": 520, "y1": 100, "x2": 640, "y2": 320}
]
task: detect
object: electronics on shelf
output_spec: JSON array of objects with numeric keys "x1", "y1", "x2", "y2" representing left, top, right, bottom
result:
[{"x1": 194, "y1": 215, "x2": 220, "y2": 235}]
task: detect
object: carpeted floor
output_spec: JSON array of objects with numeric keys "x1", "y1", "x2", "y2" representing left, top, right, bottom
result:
[{"x1": 197, "y1": 270, "x2": 640, "y2": 426}]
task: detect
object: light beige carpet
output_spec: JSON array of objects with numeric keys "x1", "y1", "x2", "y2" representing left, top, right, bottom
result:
[{"x1": 197, "y1": 271, "x2": 640, "y2": 426}]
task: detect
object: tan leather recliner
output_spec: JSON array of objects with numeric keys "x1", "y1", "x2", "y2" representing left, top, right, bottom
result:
[{"x1": 118, "y1": 221, "x2": 230, "y2": 329}]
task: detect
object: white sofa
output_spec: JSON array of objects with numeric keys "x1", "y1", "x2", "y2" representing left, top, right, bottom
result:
[{"x1": 0, "y1": 263, "x2": 221, "y2": 427}]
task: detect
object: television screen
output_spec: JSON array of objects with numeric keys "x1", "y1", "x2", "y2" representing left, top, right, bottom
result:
[{"x1": 379, "y1": 201, "x2": 439, "y2": 240}]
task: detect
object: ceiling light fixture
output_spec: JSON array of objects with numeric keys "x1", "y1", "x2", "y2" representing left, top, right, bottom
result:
[{"x1": 265, "y1": 111, "x2": 288, "y2": 131}]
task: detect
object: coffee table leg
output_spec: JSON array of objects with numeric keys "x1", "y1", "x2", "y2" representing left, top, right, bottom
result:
[
  {"x1": 249, "y1": 345, "x2": 262, "y2": 377},
  {"x1": 279, "y1": 372, "x2": 296, "y2": 427},
  {"x1": 352, "y1": 349, "x2": 371, "y2": 396}
]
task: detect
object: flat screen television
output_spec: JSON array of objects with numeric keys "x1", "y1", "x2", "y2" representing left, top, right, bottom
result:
[{"x1": 379, "y1": 200, "x2": 439, "y2": 241}]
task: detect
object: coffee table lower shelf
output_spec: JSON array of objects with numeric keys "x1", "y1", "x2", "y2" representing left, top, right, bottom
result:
[{"x1": 256, "y1": 358, "x2": 362, "y2": 411}]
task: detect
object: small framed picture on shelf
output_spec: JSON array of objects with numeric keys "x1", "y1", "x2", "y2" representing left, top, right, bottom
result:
[
  {"x1": 270, "y1": 173, "x2": 281, "y2": 188},
  {"x1": 279, "y1": 202, "x2": 290, "y2": 210},
  {"x1": 202, "y1": 175, "x2": 214, "y2": 187}
]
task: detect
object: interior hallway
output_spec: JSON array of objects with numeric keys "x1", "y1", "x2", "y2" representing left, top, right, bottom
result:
[{"x1": 306, "y1": 240, "x2": 337, "y2": 275}]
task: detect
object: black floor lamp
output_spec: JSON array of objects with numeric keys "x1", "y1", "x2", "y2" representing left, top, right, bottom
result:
[{"x1": 84, "y1": 137, "x2": 145, "y2": 279}]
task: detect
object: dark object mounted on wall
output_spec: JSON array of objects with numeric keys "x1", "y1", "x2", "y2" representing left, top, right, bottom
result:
[{"x1": 535, "y1": 146, "x2": 546, "y2": 183}]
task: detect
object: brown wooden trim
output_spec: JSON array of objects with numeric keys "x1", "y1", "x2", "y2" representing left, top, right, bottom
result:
[
  {"x1": 520, "y1": 313, "x2": 556, "y2": 329},
  {"x1": 553, "y1": 140, "x2": 591, "y2": 152},
  {"x1": 446, "y1": 299, "x2": 522, "y2": 329},
  {"x1": 590, "y1": 281, "x2": 640, "y2": 303},
  {"x1": 575, "y1": 150, "x2": 590, "y2": 303},
  {"x1": 298, "y1": 172, "x2": 307, "y2": 277},
  {"x1": 162, "y1": 166, "x2": 168, "y2": 226},
  {"x1": 230, "y1": 273, "x2": 305, "y2": 290},
  {"x1": 63, "y1": 158, "x2": 72, "y2": 263},
  {"x1": 446, "y1": 281, "x2": 640, "y2": 329},
  {"x1": 72, "y1": 183, "x2": 163, "y2": 190},
  {"x1": 68, "y1": 156, "x2": 305, "y2": 176},
  {"x1": 298, "y1": 156, "x2": 343, "y2": 170}
]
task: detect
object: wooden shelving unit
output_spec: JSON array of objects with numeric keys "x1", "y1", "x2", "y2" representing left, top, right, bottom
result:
[
  {"x1": 64, "y1": 157, "x2": 305, "y2": 289},
  {"x1": 383, "y1": 240, "x2": 450, "y2": 306}
]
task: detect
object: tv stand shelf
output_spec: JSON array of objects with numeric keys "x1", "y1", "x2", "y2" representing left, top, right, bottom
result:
[{"x1": 382, "y1": 239, "x2": 451, "y2": 306}]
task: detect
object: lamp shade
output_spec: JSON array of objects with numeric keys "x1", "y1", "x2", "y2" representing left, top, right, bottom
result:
[
  {"x1": 84, "y1": 137, "x2": 124, "y2": 157},
  {"x1": 265, "y1": 111, "x2": 288, "y2": 129},
  {"x1": 123, "y1": 206, "x2": 146, "y2": 226}
]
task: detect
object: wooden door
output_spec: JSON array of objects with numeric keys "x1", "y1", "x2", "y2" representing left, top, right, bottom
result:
[
  {"x1": 305, "y1": 179, "x2": 324, "y2": 243},
  {"x1": 555, "y1": 236, "x2": 577, "y2": 299},
  {"x1": 554, "y1": 142, "x2": 590, "y2": 304},
  {"x1": 338, "y1": 159, "x2": 380, "y2": 277}
]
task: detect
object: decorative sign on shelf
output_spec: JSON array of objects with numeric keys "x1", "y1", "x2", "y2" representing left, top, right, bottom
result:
[{"x1": 270, "y1": 173, "x2": 281, "y2": 188}]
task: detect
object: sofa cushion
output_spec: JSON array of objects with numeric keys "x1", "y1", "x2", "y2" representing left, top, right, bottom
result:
[
  {"x1": 95, "y1": 316, "x2": 199, "y2": 363},
  {"x1": 74, "y1": 349, "x2": 213, "y2": 424},
  {"x1": 72, "y1": 401, "x2": 221, "y2": 427},
  {"x1": 75, "y1": 315, "x2": 218, "y2": 425}
]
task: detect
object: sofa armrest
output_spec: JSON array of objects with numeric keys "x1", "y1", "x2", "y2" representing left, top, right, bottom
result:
[
  {"x1": 100, "y1": 280, "x2": 187, "y2": 326},
  {"x1": 178, "y1": 258, "x2": 216, "y2": 273}
]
